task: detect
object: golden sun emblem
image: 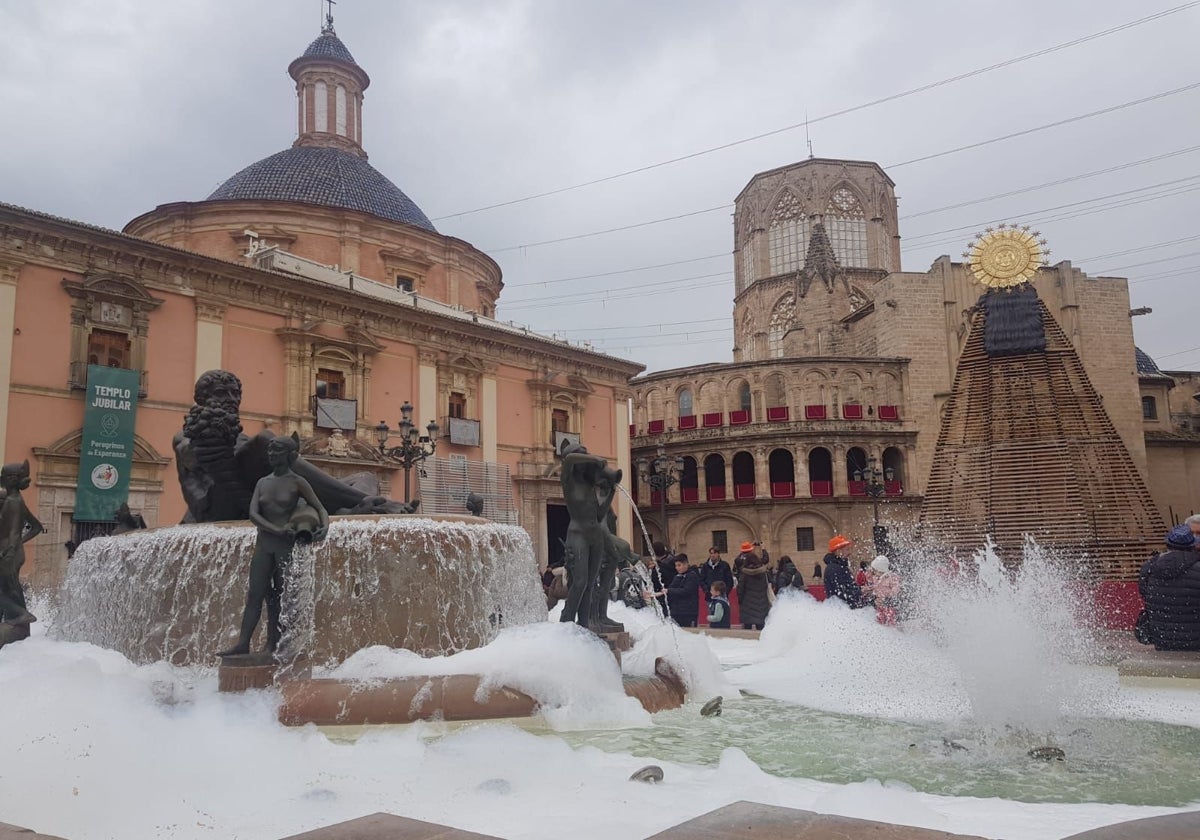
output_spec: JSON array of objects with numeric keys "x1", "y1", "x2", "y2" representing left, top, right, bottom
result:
[{"x1": 962, "y1": 224, "x2": 1049, "y2": 289}]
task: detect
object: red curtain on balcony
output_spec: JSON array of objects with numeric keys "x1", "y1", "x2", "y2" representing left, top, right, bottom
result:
[
  {"x1": 766, "y1": 406, "x2": 789, "y2": 422},
  {"x1": 809, "y1": 480, "x2": 833, "y2": 497},
  {"x1": 734, "y1": 483, "x2": 756, "y2": 500},
  {"x1": 648, "y1": 419, "x2": 665, "y2": 434},
  {"x1": 702, "y1": 412, "x2": 723, "y2": 428},
  {"x1": 706, "y1": 485, "x2": 727, "y2": 501},
  {"x1": 729, "y1": 409, "x2": 750, "y2": 425},
  {"x1": 842, "y1": 404, "x2": 864, "y2": 420},
  {"x1": 878, "y1": 405, "x2": 900, "y2": 421},
  {"x1": 885, "y1": 481, "x2": 903, "y2": 496},
  {"x1": 650, "y1": 490, "x2": 663, "y2": 506},
  {"x1": 681, "y1": 487, "x2": 699, "y2": 503},
  {"x1": 848, "y1": 480, "x2": 867, "y2": 496},
  {"x1": 804, "y1": 405, "x2": 827, "y2": 420},
  {"x1": 677, "y1": 415, "x2": 697, "y2": 429},
  {"x1": 770, "y1": 482, "x2": 794, "y2": 498},
  {"x1": 629, "y1": 423, "x2": 637, "y2": 437}
]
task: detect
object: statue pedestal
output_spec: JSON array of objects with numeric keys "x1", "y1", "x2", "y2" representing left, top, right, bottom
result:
[
  {"x1": 596, "y1": 631, "x2": 633, "y2": 663},
  {"x1": 217, "y1": 652, "x2": 311, "y2": 692}
]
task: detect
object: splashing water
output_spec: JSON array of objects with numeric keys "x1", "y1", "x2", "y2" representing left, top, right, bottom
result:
[
  {"x1": 54, "y1": 517, "x2": 546, "y2": 666},
  {"x1": 905, "y1": 536, "x2": 1106, "y2": 735},
  {"x1": 278, "y1": 542, "x2": 316, "y2": 662}
]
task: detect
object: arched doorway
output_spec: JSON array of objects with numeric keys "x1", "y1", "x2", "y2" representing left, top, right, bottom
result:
[
  {"x1": 704, "y1": 454, "x2": 726, "y2": 502},
  {"x1": 882, "y1": 447, "x2": 905, "y2": 495},
  {"x1": 732, "y1": 451, "x2": 756, "y2": 500},
  {"x1": 769, "y1": 449, "x2": 795, "y2": 498},
  {"x1": 846, "y1": 446, "x2": 868, "y2": 496},
  {"x1": 680, "y1": 456, "x2": 699, "y2": 503},
  {"x1": 808, "y1": 447, "x2": 832, "y2": 497}
]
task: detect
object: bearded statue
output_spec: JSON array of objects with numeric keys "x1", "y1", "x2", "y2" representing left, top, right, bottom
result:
[{"x1": 174, "y1": 370, "x2": 415, "y2": 523}]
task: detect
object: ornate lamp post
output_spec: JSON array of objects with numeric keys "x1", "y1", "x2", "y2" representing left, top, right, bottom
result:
[
  {"x1": 374, "y1": 401, "x2": 439, "y2": 504},
  {"x1": 854, "y1": 455, "x2": 895, "y2": 553},
  {"x1": 637, "y1": 442, "x2": 686, "y2": 547}
]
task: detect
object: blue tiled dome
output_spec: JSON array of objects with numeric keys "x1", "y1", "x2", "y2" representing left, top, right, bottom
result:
[
  {"x1": 302, "y1": 31, "x2": 358, "y2": 65},
  {"x1": 207, "y1": 147, "x2": 435, "y2": 231}
]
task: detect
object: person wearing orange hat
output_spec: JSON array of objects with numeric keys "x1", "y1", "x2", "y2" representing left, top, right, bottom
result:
[
  {"x1": 734, "y1": 539, "x2": 772, "y2": 629},
  {"x1": 822, "y1": 534, "x2": 865, "y2": 607}
]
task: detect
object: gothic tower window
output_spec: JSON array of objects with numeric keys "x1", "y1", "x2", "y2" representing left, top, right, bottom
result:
[
  {"x1": 768, "y1": 293, "x2": 796, "y2": 359},
  {"x1": 768, "y1": 190, "x2": 808, "y2": 277},
  {"x1": 825, "y1": 187, "x2": 867, "y2": 268}
]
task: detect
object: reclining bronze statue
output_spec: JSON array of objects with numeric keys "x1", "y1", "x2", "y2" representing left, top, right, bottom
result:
[{"x1": 174, "y1": 370, "x2": 415, "y2": 522}]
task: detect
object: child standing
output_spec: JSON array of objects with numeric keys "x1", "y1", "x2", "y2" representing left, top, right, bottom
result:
[{"x1": 707, "y1": 581, "x2": 731, "y2": 628}]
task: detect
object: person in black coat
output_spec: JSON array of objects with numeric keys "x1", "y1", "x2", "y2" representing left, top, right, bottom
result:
[
  {"x1": 822, "y1": 534, "x2": 864, "y2": 608},
  {"x1": 773, "y1": 555, "x2": 806, "y2": 593},
  {"x1": 698, "y1": 546, "x2": 734, "y2": 600},
  {"x1": 652, "y1": 541, "x2": 676, "y2": 588},
  {"x1": 664, "y1": 554, "x2": 701, "y2": 627},
  {"x1": 1138, "y1": 525, "x2": 1200, "y2": 651}
]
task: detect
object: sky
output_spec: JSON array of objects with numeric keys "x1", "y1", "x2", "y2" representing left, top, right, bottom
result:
[{"x1": 1, "y1": 0, "x2": 1198, "y2": 374}]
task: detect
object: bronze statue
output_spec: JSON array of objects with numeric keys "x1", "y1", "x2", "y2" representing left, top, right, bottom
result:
[
  {"x1": 112, "y1": 502, "x2": 147, "y2": 535},
  {"x1": 174, "y1": 370, "x2": 414, "y2": 523},
  {"x1": 0, "y1": 460, "x2": 43, "y2": 646},
  {"x1": 558, "y1": 441, "x2": 619, "y2": 628},
  {"x1": 218, "y1": 433, "x2": 329, "y2": 657},
  {"x1": 465, "y1": 492, "x2": 485, "y2": 517}
]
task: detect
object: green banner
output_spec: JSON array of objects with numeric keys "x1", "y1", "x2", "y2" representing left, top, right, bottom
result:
[{"x1": 74, "y1": 365, "x2": 140, "y2": 523}]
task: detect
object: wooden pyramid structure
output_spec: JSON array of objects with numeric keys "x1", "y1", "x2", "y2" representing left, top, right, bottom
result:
[{"x1": 920, "y1": 286, "x2": 1163, "y2": 579}]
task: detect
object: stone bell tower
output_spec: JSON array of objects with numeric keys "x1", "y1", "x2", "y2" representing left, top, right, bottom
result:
[{"x1": 288, "y1": 9, "x2": 371, "y2": 159}]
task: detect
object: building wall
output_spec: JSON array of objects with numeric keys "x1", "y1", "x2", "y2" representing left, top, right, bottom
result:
[{"x1": 0, "y1": 204, "x2": 641, "y2": 589}]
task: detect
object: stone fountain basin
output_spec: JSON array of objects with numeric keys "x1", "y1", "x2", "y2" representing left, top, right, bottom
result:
[
  {"x1": 55, "y1": 515, "x2": 545, "y2": 666},
  {"x1": 276, "y1": 657, "x2": 687, "y2": 726}
]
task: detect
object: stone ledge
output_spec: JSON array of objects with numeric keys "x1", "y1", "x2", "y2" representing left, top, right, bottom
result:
[
  {"x1": 1116, "y1": 649, "x2": 1200, "y2": 680},
  {"x1": 1061, "y1": 810, "x2": 1200, "y2": 839},
  {"x1": 0, "y1": 822, "x2": 67, "y2": 840},
  {"x1": 278, "y1": 813, "x2": 500, "y2": 839},
  {"x1": 644, "y1": 802, "x2": 991, "y2": 839}
]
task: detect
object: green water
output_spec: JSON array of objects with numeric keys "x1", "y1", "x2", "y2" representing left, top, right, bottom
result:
[{"x1": 558, "y1": 694, "x2": 1200, "y2": 806}]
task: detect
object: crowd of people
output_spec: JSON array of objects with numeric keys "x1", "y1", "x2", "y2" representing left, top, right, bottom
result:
[{"x1": 544, "y1": 533, "x2": 905, "y2": 631}]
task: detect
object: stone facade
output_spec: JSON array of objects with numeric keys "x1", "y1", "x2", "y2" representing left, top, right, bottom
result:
[{"x1": 632, "y1": 157, "x2": 1192, "y2": 571}]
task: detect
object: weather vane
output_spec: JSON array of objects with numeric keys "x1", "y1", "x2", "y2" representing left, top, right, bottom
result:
[
  {"x1": 323, "y1": 0, "x2": 336, "y2": 33},
  {"x1": 962, "y1": 223, "x2": 1050, "y2": 289}
]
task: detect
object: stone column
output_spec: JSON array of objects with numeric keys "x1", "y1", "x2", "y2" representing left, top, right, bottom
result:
[
  {"x1": 482, "y1": 373, "x2": 499, "y2": 464},
  {"x1": 613, "y1": 391, "x2": 633, "y2": 545},
  {"x1": 794, "y1": 444, "x2": 810, "y2": 497},
  {"x1": 418, "y1": 350, "x2": 438, "y2": 430},
  {"x1": 0, "y1": 259, "x2": 19, "y2": 454},
  {"x1": 832, "y1": 443, "x2": 848, "y2": 497},
  {"x1": 193, "y1": 296, "x2": 226, "y2": 381},
  {"x1": 754, "y1": 445, "x2": 769, "y2": 499}
]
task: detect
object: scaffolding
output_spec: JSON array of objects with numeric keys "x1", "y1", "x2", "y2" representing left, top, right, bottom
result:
[{"x1": 417, "y1": 455, "x2": 519, "y2": 526}]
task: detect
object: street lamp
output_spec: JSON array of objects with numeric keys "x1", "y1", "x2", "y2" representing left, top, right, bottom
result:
[
  {"x1": 374, "y1": 401, "x2": 439, "y2": 504},
  {"x1": 853, "y1": 455, "x2": 895, "y2": 552},
  {"x1": 637, "y1": 442, "x2": 686, "y2": 547}
]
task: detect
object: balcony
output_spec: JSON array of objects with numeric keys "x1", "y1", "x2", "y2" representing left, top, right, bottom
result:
[
  {"x1": 766, "y1": 406, "x2": 789, "y2": 422},
  {"x1": 878, "y1": 405, "x2": 900, "y2": 421},
  {"x1": 648, "y1": 419, "x2": 665, "y2": 435},
  {"x1": 706, "y1": 485, "x2": 727, "y2": 502},
  {"x1": 729, "y1": 409, "x2": 751, "y2": 425},
  {"x1": 677, "y1": 414, "x2": 698, "y2": 430},
  {"x1": 842, "y1": 404, "x2": 864, "y2": 420},
  {"x1": 770, "y1": 481, "x2": 795, "y2": 499},
  {"x1": 804, "y1": 405, "x2": 827, "y2": 420},
  {"x1": 702, "y1": 412, "x2": 723, "y2": 428},
  {"x1": 848, "y1": 480, "x2": 867, "y2": 496},
  {"x1": 885, "y1": 480, "x2": 904, "y2": 496},
  {"x1": 69, "y1": 362, "x2": 148, "y2": 398},
  {"x1": 681, "y1": 487, "x2": 700, "y2": 504},
  {"x1": 734, "y1": 483, "x2": 756, "y2": 500},
  {"x1": 809, "y1": 480, "x2": 833, "y2": 497}
]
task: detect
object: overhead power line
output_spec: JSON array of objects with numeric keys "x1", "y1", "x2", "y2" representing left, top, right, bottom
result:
[
  {"x1": 897, "y1": 144, "x2": 1200, "y2": 220},
  {"x1": 432, "y1": 3, "x2": 1200, "y2": 221},
  {"x1": 505, "y1": 252, "x2": 728, "y2": 288},
  {"x1": 485, "y1": 84, "x2": 1200, "y2": 255}
]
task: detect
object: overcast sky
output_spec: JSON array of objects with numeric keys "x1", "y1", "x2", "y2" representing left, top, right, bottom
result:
[{"x1": 2, "y1": 0, "x2": 1198, "y2": 374}]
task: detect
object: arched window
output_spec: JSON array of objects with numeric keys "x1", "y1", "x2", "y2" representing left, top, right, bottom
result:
[
  {"x1": 732, "y1": 451, "x2": 756, "y2": 500},
  {"x1": 825, "y1": 186, "x2": 867, "y2": 268},
  {"x1": 768, "y1": 293, "x2": 796, "y2": 359},
  {"x1": 845, "y1": 447, "x2": 868, "y2": 482},
  {"x1": 883, "y1": 447, "x2": 905, "y2": 495},
  {"x1": 808, "y1": 447, "x2": 833, "y2": 497},
  {"x1": 678, "y1": 388, "x2": 693, "y2": 418},
  {"x1": 1142, "y1": 395, "x2": 1158, "y2": 420},
  {"x1": 768, "y1": 190, "x2": 809, "y2": 276},
  {"x1": 680, "y1": 456, "x2": 699, "y2": 503},
  {"x1": 765, "y1": 373, "x2": 787, "y2": 409},
  {"x1": 769, "y1": 449, "x2": 795, "y2": 498},
  {"x1": 704, "y1": 453, "x2": 726, "y2": 502},
  {"x1": 738, "y1": 381, "x2": 752, "y2": 413}
]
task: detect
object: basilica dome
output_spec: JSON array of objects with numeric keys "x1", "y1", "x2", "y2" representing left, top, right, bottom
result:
[{"x1": 207, "y1": 146, "x2": 435, "y2": 231}]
